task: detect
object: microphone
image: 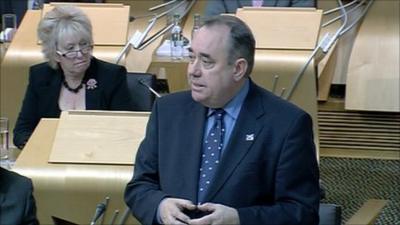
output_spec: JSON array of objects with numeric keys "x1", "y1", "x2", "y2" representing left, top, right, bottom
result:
[
  {"x1": 139, "y1": 79, "x2": 161, "y2": 98},
  {"x1": 109, "y1": 210, "x2": 119, "y2": 225},
  {"x1": 116, "y1": 207, "x2": 130, "y2": 225},
  {"x1": 99, "y1": 196, "x2": 110, "y2": 225},
  {"x1": 90, "y1": 203, "x2": 106, "y2": 225}
]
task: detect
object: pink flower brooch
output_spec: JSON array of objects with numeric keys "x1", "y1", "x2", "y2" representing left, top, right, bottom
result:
[{"x1": 86, "y1": 78, "x2": 97, "y2": 90}]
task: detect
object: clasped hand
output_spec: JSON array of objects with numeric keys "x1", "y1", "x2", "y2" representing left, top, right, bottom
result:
[{"x1": 159, "y1": 198, "x2": 239, "y2": 225}]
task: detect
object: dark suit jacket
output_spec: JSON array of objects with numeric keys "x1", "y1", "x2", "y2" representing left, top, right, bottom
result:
[
  {"x1": 13, "y1": 57, "x2": 133, "y2": 149},
  {"x1": 204, "y1": 0, "x2": 316, "y2": 16},
  {"x1": 0, "y1": 167, "x2": 39, "y2": 225},
  {"x1": 125, "y1": 80, "x2": 320, "y2": 225}
]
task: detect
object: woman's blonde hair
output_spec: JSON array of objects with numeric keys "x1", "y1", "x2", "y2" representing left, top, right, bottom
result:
[{"x1": 37, "y1": 5, "x2": 93, "y2": 69}]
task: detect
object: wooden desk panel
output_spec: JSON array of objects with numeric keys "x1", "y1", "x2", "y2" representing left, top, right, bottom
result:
[
  {"x1": 117, "y1": 0, "x2": 167, "y2": 73},
  {"x1": 42, "y1": 3, "x2": 130, "y2": 46},
  {"x1": 237, "y1": 7, "x2": 322, "y2": 50},
  {"x1": 346, "y1": 1, "x2": 400, "y2": 112},
  {"x1": 147, "y1": 56, "x2": 190, "y2": 92},
  {"x1": 12, "y1": 119, "x2": 139, "y2": 225}
]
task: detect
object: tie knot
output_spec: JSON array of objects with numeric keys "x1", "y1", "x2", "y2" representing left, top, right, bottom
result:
[{"x1": 213, "y1": 109, "x2": 225, "y2": 120}]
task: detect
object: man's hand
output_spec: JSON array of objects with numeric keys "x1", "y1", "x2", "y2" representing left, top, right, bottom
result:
[
  {"x1": 159, "y1": 198, "x2": 197, "y2": 224},
  {"x1": 189, "y1": 203, "x2": 240, "y2": 225}
]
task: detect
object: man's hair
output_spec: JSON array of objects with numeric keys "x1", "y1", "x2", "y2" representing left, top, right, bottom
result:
[
  {"x1": 202, "y1": 15, "x2": 256, "y2": 76},
  {"x1": 37, "y1": 5, "x2": 93, "y2": 69}
]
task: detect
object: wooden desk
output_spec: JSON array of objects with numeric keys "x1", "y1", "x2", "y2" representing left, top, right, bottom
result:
[
  {"x1": 147, "y1": 56, "x2": 190, "y2": 93},
  {"x1": 12, "y1": 119, "x2": 139, "y2": 225}
]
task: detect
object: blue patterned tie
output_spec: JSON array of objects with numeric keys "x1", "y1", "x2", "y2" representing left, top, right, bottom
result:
[{"x1": 198, "y1": 109, "x2": 225, "y2": 204}]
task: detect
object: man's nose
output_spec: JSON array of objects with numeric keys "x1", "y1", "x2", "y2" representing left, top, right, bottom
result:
[{"x1": 188, "y1": 60, "x2": 201, "y2": 77}]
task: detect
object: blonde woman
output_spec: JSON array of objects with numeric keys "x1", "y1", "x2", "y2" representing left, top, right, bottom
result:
[{"x1": 14, "y1": 5, "x2": 133, "y2": 149}]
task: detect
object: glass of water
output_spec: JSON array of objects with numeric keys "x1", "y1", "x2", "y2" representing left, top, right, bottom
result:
[{"x1": 0, "y1": 117, "x2": 9, "y2": 160}]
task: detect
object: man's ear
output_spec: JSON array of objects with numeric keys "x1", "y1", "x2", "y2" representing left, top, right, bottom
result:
[{"x1": 232, "y1": 58, "x2": 248, "y2": 81}]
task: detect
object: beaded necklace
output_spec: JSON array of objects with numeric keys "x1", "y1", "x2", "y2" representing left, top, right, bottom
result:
[{"x1": 62, "y1": 79, "x2": 84, "y2": 93}]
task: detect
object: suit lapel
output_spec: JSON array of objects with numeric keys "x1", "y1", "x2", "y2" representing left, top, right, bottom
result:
[
  {"x1": 206, "y1": 82, "x2": 265, "y2": 201},
  {"x1": 86, "y1": 85, "x2": 100, "y2": 109},
  {"x1": 0, "y1": 192, "x2": 4, "y2": 207},
  {"x1": 85, "y1": 58, "x2": 100, "y2": 109},
  {"x1": 41, "y1": 70, "x2": 62, "y2": 114},
  {"x1": 178, "y1": 101, "x2": 207, "y2": 202},
  {"x1": 0, "y1": 168, "x2": 9, "y2": 209}
]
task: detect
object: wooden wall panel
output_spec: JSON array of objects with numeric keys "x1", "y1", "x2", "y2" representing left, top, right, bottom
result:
[{"x1": 346, "y1": 1, "x2": 400, "y2": 112}]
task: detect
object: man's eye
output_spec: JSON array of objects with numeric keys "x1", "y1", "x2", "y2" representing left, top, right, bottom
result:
[{"x1": 202, "y1": 60, "x2": 213, "y2": 66}]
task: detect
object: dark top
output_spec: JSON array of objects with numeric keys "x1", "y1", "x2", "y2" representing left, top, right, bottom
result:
[
  {"x1": 13, "y1": 57, "x2": 133, "y2": 149},
  {"x1": 0, "y1": 167, "x2": 39, "y2": 225}
]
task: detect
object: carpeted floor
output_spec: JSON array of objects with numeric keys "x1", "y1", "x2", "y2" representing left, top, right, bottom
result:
[{"x1": 319, "y1": 157, "x2": 400, "y2": 225}]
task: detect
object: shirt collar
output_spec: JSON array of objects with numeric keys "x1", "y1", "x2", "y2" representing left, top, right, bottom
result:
[{"x1": 207, "y1": 78, "x2": 250, "y2": 119}]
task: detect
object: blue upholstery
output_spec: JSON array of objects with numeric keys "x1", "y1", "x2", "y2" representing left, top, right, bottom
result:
[{"x1": 319, "y1": 203, "x2": 342, "y2": 225}]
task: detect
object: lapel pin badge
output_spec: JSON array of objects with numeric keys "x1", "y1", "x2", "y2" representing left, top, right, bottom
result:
[
  {"x1": 246, "y1": 134, "x2": 254, "y2": 141},
  {"x1": 86, "y1": 78, "x2": 97, "y2": 90}
]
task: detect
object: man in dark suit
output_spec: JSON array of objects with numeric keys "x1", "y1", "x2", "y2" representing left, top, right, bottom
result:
[
  {"x1": 0, "y1": 167, "x2": 39, "y2": 225},
  {"x1": 125, "y1": 15, "x2": 319, "y2": 225},
  {"x1": 204, "y1": 0, "x2": 316, "y2": 17}
]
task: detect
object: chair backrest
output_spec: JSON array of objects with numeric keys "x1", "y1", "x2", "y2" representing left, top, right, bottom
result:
[
  {"x1": 319, "y1": 203, "x2": 342, "y2": 225},
  {"x1": 126, "y1": 72, "x2": 157, "y2": 111}
]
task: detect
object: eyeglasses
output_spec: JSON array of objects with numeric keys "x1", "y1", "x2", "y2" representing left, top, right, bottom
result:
[{"x1": 56, "y1": 45, "x2": 93, "y2": 59}]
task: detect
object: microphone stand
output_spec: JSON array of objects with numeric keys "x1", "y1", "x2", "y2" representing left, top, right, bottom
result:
[
  {"x1": 89, "y1": 203, "x2": 106, "y2": 225},
  {"x1": 99, "y1": 197, "x2": 109, "y2": 225},
  {"x1": 109, "y1": 210, "x2": 119, "y2": 225},
  {"x1": 338, "y1": 0, "x2": 374, "y2": 36},
  {"x1": 322, "y1": 0, "x2": 366, "y2": 27},
  {"x1": 139, "y1": 78, "x2": 161, "y2": 98},
  {"x1": 114, "y1": 0, "x2": 197, "y2": 63},
  {"x1": 284, "y1": 0, "x2": 349, "y2": 100},
  {"x1": 116, "y1": 207, "x2": 131, "y2": 225},
  {"x1": 323, "y1": 0, "x2": 359, "y2": 15}
]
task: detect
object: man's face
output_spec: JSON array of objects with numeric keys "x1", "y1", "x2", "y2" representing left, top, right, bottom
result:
[{"x1": 188, "y1": 25, "x2": 241, "y2": 108}]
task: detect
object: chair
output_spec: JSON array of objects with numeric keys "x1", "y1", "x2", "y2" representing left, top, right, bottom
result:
[
  {"x1": 126, "y1": 72, "x2": 157, "y2": 111},
  {"x1": 319, "y1": 203, "x2": 342, "y2": 225}
]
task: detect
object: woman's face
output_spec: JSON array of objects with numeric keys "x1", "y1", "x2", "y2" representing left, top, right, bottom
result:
[{"x1": 55, "y1": 34, "x2": 92, "y2": 78}]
